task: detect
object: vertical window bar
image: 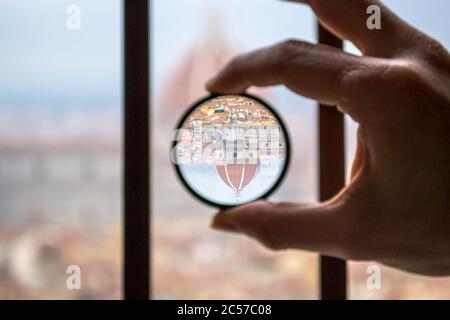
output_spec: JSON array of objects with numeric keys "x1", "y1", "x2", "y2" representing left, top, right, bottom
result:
[
  {"x1": 124, "y1": 0, "x2": 150, "y2": 300},
  {"x1": 317, "y1": 23, "x2": 347, "y2": 300}
]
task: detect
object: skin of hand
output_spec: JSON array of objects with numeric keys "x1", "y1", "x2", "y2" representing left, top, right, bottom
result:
[{"x1": 206, "y1": 0, "x2": 450, "y2": 276}]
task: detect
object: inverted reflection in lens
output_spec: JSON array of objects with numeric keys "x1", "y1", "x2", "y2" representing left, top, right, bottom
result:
[{"x1": 173, "y1": 94, "x2": 289, "y2": 207}]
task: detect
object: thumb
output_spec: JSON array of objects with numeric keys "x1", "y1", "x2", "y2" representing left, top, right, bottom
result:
[{"x1": 211, "y1": 200, "x2": 348, "y2": 258}]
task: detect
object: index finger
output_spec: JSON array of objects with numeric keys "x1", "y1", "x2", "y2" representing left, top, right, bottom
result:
[{"x1": 206, "y1": 39, "x2": 387, "y2": 123}]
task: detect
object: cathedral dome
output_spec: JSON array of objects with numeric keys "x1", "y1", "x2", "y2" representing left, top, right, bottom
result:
[{"x1": 160, "y1": 15, "x2": 236, "y2": 124}]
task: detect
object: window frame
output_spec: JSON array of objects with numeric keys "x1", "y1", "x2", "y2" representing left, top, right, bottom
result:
[
  {"x1": 317, "y1": 24, "x2": 347, "y2": 300},
  {"x1": 122, "y1": 0, "x2": 347, "y2": 300},
  {"x1": 124, "y1": 0, "x2": 150, "y2": 300}
]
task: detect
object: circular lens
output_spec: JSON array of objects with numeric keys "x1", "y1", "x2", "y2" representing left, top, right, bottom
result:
[{"x1": 172, "y1": 94, "x2": 289, "y2": 207}]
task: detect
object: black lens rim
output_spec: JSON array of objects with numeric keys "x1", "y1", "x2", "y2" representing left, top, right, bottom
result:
[{"x1": 171, "y1": 93, "x2": 291, "y2": 209}]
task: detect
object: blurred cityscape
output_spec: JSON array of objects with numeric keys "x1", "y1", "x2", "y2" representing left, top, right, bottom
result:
[
  {"x1": 1, "y1": 0, "x2": 449, "y2": 300},
  {"x1": 0, "y1": 111, "x2": 122, "y2": 299}
]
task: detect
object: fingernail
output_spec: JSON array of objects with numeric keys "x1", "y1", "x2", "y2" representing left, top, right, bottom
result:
[{"x1": 210, "y1": 214, "x2": 238, "y2": 232}]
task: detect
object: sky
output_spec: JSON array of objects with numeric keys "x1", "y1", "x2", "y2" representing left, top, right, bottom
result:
[
  {"x1": 0, "y1": 0, "x2": 449, "y2": 145},
  {"x1": 0, "y1": 0, "x2": 121, "y2": 104},
  {"x1": 1, "y1": 0, "x2": 449, "y2": 105}
]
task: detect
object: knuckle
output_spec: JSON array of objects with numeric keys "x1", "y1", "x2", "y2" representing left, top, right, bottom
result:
[
  {"x1": 272, "y1": 39, "x2": 313, "y2": 83},
  {"x1": 381, "y1": 61, "x2": 425, "y2": 91},
  {"x1": 274, "y1": 39, "x2": 310, "y2": 65},
  {"x1": 336, "y1": 64, "x2": 366, "y2": 104},
  {"x1": 277, "y1": 39, "x2": 300, "y2": 54},
  {"x1": 419, "y1": 38, "x2": 450, "y2": 67},
  {"x1": 372, "y1": 60, "x2": 447, "y2": 126},
  {"x1": 426, "y1": 39, "x2": 448, "y2": 58}
]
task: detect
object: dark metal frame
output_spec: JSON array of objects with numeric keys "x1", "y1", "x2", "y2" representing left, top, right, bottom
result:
[
  {"x1": 124, "y1": 0, "x2": 150, "y2": 300},
  {"x1": 171, "y1": 93, "x2": 291, "y2": 209},
  {"x1": 317, "y1": 24, "x2": 347, "y2": 300},
  {"x1": 123, "y1": 0, "x2": 347, "y2": 300}
]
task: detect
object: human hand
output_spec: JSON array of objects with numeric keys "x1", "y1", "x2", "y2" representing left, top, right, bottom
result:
[{"x1": 207, "y1": 0, "x2": 450, "y2": 276}]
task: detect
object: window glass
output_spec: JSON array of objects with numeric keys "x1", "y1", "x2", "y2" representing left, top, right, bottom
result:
[
  {"x1": 0, "y1": 0, "x2": 122, "y2": 299},
  {"x1": 152, "y1": 0, "x2": 318, "y2": 299}
]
